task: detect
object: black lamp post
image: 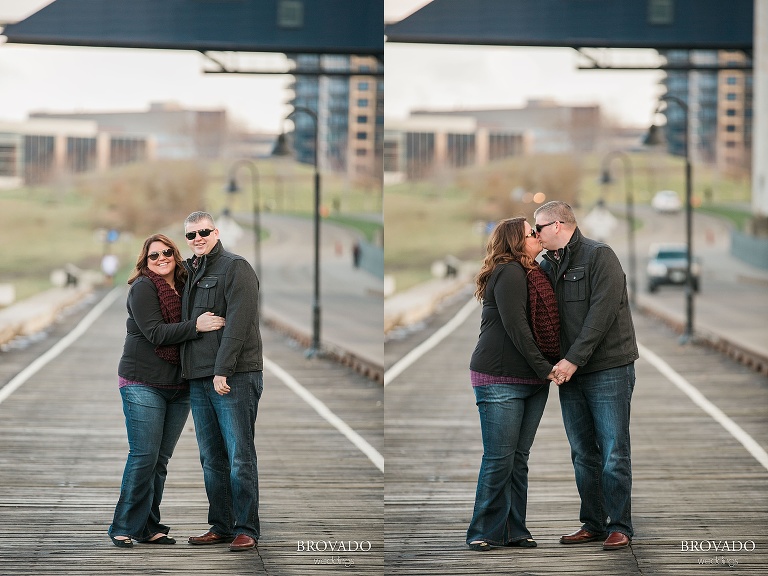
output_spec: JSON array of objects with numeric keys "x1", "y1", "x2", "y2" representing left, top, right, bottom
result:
[
  {"x1": 647, "y1": 95, "x2": 694, "y2": 343},
  {"x1": 600, "y1": 151, "x2": 636, "y2": 307},
  {"x1": 226, "y1": 159, "x2": 262, "y2": 286},
  {"x1": 273, "y1": 106, "x2": 322, "y2": 357}
]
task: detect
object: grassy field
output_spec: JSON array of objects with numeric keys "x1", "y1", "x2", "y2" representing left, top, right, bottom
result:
[
  {"x1": 1, "y1": 158, "x2": 382, "y2": 304},
  {"x1": 384, "y1": 151, "x2": 752, "y2": 294}
]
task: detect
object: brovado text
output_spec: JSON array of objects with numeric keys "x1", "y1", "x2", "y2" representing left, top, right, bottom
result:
[
  {"x1": 681, "y1": 541, "x2": 756, "y2": 552},
  {"x1": 297, "y1": 540, "x2": 372, "y2": 552}
]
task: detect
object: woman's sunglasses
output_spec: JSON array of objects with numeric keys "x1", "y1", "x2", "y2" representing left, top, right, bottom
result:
[{"x1": 148, "y1": 248, "x2": 174, "y2": 261}]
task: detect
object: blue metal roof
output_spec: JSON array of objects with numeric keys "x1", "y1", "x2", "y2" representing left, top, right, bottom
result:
[
  {"x1": 3, "y1": 0, "x2": 383, "y2": 56},
  {"x1": 385, "y1": 0, "x2": 752, "y2": 50}
]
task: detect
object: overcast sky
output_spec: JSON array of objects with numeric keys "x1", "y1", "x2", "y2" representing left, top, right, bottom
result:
[
  {"x1": 0, "y1": 0, "x2": 291, "y2": 132},
  {"x1": 0, "y1": 1, "x2": 665, "y2": 132},
  {"x1": 385, "y1": 0, "x2": 665, "y2": 127}
]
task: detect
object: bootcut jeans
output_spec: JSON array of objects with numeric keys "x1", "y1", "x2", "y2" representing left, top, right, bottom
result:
[
  {"x1": 466, "y1": 382, "x2": 550, "y2": 546},
  {"x1": 109, "y1": 384, "x2": 190, "y2": 541},
  {"x1": 190, "y1": 371, "x2": 263, "y2": 541},
  {"x1": 558, "y1": 363, "x2": 635, "y2": 538}
]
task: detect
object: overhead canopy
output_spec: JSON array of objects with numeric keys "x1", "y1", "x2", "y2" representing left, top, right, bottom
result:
[
  {"x1": 385, "y1": 0, "x2": 752, "y2": 51},
  {"x1": 2, "y1": 0, "x2": 383, "y2": 57}
]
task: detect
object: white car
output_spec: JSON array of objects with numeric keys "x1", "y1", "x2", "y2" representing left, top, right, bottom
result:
[
  {"x1": 646, "y1": 243, "x2": 700, "y2": 293},
  {"x1": 651, "y1": 190, "x2": 682, "y2": 213}
]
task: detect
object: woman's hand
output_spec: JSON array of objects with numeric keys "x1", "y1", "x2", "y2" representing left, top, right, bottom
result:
[
  {"x1": 548, "y1": 366, "x2": 566, "y2": 386},
  {"x1": 196, "y1": 311, "x2": 225, "y2": 333}
]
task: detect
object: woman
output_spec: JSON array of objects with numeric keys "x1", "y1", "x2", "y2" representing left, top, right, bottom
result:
[
  {"x1": 109, "y1": 234, "x2": 225, "y2": 548},
  {"x1": 466, "y1": 217, "x2": 561, "y2": 552}
]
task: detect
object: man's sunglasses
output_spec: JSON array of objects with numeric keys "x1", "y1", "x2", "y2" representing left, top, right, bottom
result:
[
  {"x1": 185, "y1": 228, "x2": 214, "y2": 240},
  {"x1": 535, "y1": 221, "x2": 563, "y2": 233},
  {"x1": 148, "y1": 248, "x2": 174, "y2": 261}
]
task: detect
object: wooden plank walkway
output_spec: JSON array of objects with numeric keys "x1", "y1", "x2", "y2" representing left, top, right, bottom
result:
[
  {"x1": 385, "y1": 296, "x2": 768, "y2": 575},
  {"x1": 0, "y1": 287, "x2": 383, "y2": 575}
]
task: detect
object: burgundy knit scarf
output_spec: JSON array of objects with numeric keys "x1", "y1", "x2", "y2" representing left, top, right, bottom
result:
[
  {"x1": 527, "y1": 267, "x2": 560, "y2": 361},
  {"x1": 144, "y1": 269, "x2": 184, "y2": 365}
]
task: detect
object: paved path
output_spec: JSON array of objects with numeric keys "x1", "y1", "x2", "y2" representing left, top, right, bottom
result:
[
  {"x1": 384, "y1": 289, "x2": 768, "y2": 575},
  {"x1": 232, "y1": 213, "x2": 383, "y2": 370},
  {"x1": 0, "y1": 286, "x2": 383, "y2": 575}
]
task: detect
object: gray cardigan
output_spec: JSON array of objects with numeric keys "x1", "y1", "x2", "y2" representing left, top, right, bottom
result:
[
  {"x1": 540, "y1": 227, "x2": 639, "y2": 374},
  {"x1": 118, "y1": 276, "x2": 197, "y2": 386},
  {"x1": 469, "y1": 261, "x2": 555, "y2": 380}
]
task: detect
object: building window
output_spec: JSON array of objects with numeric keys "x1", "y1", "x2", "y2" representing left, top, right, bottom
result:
[
  {"x1": 725, "y1": 141, "x2": 737, "y2": 148},
  {"x1": 725, "y1": 125, "x2": 736, "y2": 132},
  {"x1": 355, "y1": 149, "x2": 367, "y2": 157},
  {"x1": 726, "y1": 76, "x2": 738, "y2": 85},
  {"x1": 358, "y1": 81, "x2": 369, "y2": 91},
  {"x1": 726, "y1": 93, "x2": 737, "y2": 101},
  {"x1": 356, "y1": 132, "x2": 368, "y2": 140},
  {"x1": 357, "y1": 115, "x2": 368, "y2": 124},
  {"x1": 726, "y1": 109, "x2": 737, "y2": 117},
  {"x1": 357, "y1": 99, "x2": 369, "y2": 107},
  {"x1": 648, "y1": 0, "x2": 674, "y2": 25},
  {"x1": 0, "y1": 144, "x2": 17, "y2": 176}
]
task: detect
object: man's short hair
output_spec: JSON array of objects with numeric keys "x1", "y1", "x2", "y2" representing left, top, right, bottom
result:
[
  {"x1": 534, "y1": 201, "x2": 577, "y2": 225},
  {"x1": 185, "y1": 211, "x2": 215, "y2": 229}
]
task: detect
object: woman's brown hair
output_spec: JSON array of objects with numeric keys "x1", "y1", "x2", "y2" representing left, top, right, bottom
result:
[
  {"x1": 474, "y1": 217, "x2": 536, "y2": 301},
  {"x1": 127, "y1": 233, "x2": 188, "y2": 286}
]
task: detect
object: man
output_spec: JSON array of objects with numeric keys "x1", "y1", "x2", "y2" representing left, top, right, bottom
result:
[
  {"x1": 181, "y1": 211, "x2": 263, "y2": 552},
  {"x1": 533, "y1": 201, "x2": 638, "y2": 551}
]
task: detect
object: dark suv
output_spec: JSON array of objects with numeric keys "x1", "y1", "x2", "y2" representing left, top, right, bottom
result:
[{"x1": 646, "y1": 243, "x2": 701, "y2": 293}]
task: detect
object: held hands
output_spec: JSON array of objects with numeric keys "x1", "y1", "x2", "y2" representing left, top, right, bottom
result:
[
  {"x1": 196, "y1": 311, "x2": 225, "y2": 332},
  {"x1": 551, "y1": 359, "x2": 578, "y2": 386}
]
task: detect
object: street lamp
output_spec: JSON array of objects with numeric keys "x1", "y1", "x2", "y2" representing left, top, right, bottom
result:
[
  {"x1": 273, "y1": 106, "x2": 322, "y2": 357},
  {"x1": 647, "y1": 95, "x2": 695, "y2": 343},
  {"x1": 600, "y1": 151, "x2": 637, "y2": 307},
  {"x1": 226, "y1": 159, "x2": 262, "y2": 286}
]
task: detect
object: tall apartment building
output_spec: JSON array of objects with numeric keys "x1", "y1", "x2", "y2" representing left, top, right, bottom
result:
[
  {"x1": 661, "y1": 50, "x2": 752, "y2": 177},
  {"x1": 290, "y1": 55, "x2": 382, "y2": 186}
]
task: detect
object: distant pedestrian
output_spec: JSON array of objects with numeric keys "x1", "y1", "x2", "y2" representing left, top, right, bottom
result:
[
  {"x1": 109, "y1": 234, "x2": 225, "y2": 548},
  {"x1": 466, "y1": 217, "x2": 562, "y2": 552},
  {"x1": 181, "y1": 211, "x2": 264, "y2": 552},
  {"x1": 101, "y1": 253, "x2": 119, "y2": 285},
  {"x1": 352, "y1": 242, "x2": 361, "y2": 268},
  {"x1": 534, "y1": 201, "x2": 638, "y2": 551}
]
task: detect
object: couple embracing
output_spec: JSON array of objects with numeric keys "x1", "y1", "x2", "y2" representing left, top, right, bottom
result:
[
  {"x1": 467, "y1": 201, "x2": 638, "y2": 552},
  {"x1": 108, "y1": 211, "x2": 262, "y2": 552}
]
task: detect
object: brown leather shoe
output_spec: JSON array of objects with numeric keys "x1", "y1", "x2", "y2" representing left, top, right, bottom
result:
[
  {"x1": 188, "y1": 531, "x2": 235, "y2": 545},
  {"x1": 603, "y1": 532, "x2": 631, "y2": 550},
  {"x1": 229, "y1": 534, "x2": 257, "y2": 551},
  {"x1": 559, "y1": 528, "x2": 602, "y2": 544}
]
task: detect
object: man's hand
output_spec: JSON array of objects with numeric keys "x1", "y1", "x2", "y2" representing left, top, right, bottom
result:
[
  {"x1": 213, "y1": 375, "x2": 230, "y2": 395},
  {"x1": 553, "y1": 359, "x2": 578, "y2": 384}
]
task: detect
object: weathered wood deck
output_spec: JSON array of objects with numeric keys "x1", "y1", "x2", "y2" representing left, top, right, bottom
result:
[
  {"x1": 385, "y1": 297, "x2": 768, "y2": 575},
  {"x1": 0, "y1": 288, "x2": 383, "y2": 575}
]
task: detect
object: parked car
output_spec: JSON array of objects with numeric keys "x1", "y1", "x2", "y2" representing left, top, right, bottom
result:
[
  {"x1": 651, "y1": 190, "x2": 682, "y2": 213},
  {"x1": 646, "y1": 243, "x2": 700, "y2": 293}
]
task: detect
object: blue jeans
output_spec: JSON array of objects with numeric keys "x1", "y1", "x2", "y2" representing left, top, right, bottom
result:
[
  {"x1": 109, "y1": 385, "x2": 190, "y2": 540},
  {"x1": 466, "y1": 383, "x2": 550, "y2": 546},
  {"x1": 190, "y1": 371, "x2": 263, "y2": 540},
  {"x1": 558, "y1": 363, "x2": 635, "y2": 537}
]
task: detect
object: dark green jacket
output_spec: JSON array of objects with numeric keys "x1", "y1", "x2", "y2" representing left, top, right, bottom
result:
[
  {"x1": 541, "y1": 227, "x2": 638, "y2": 374},
  {"x1": 181, "y1": 241, "x2": 262, "y2": 379}
]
